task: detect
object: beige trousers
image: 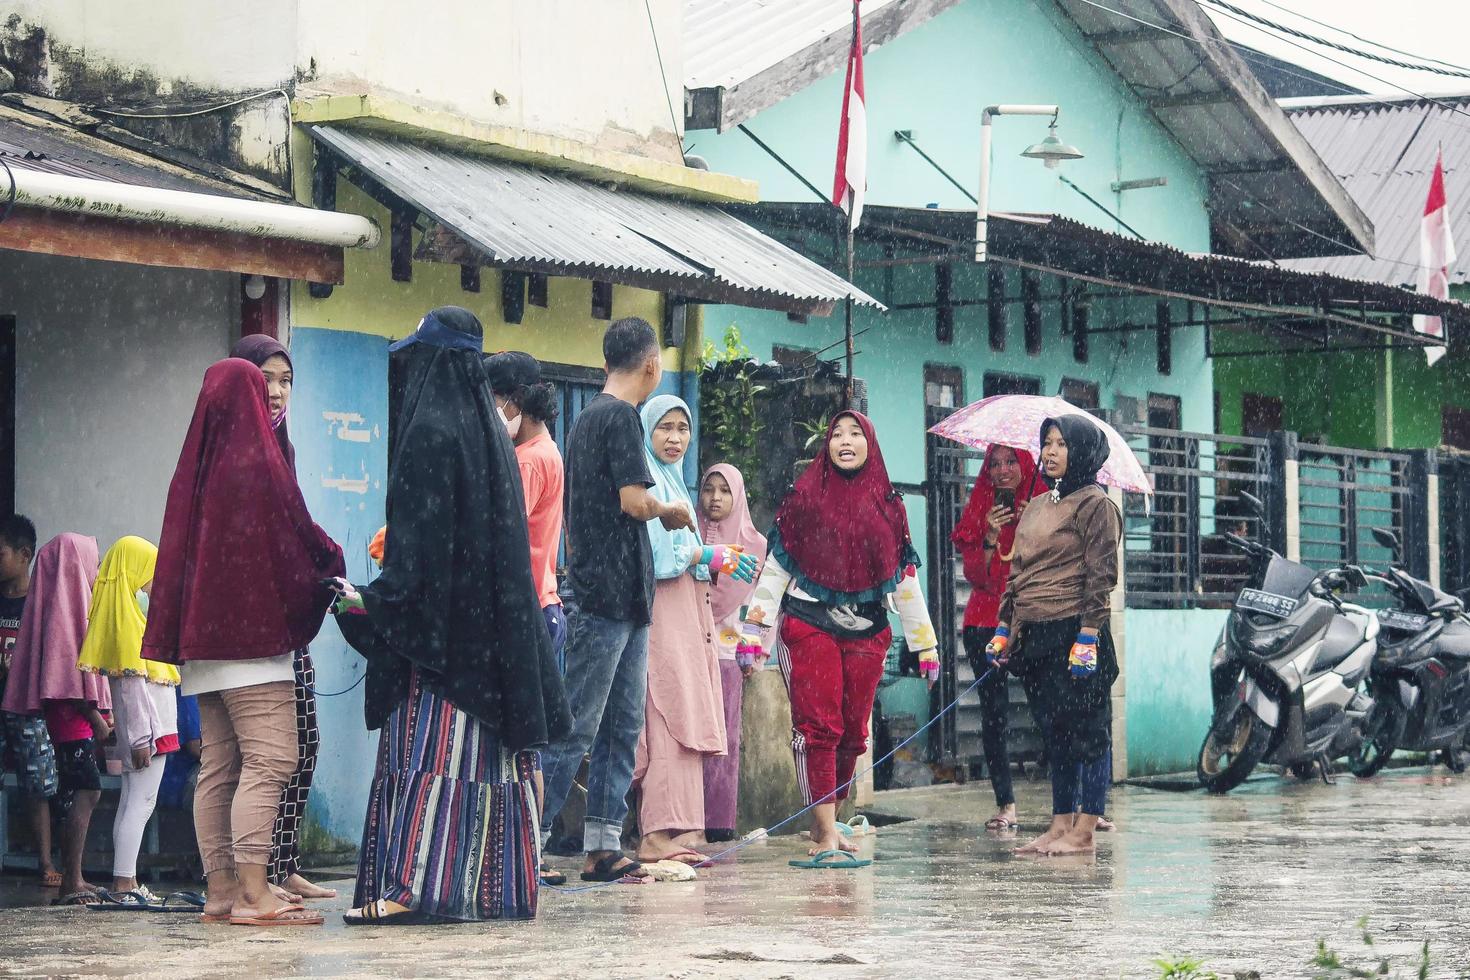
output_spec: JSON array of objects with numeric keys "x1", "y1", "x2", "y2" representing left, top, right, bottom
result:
[{"x1": 194, "y1": 681, "x2": 297, "y2": 875}]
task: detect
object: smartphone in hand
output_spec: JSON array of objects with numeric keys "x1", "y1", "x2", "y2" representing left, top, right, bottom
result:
[{"x1": 994, "y1": 488, "x2": 1016, "y2": 510}]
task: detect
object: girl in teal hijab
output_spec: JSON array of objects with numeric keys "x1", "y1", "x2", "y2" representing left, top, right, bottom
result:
[{"x1": 633, "y1": 394, "x2": 758, "y2": 867}]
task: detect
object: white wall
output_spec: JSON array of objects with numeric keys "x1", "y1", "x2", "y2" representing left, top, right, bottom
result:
[
  {"x1": 3, "y1": 250, "x2": 237, "y2": 550},
  {"x1": 294, "y1": 0, "x2": 685, "y2": 160}
]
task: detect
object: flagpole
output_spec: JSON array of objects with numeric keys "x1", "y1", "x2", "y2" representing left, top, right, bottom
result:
[
  {"x1": 844, "y1": 0, "x2": 859, "y2": 410},
  {"x1": 845, "y1": 225, "x2": 855, "y2": 408}
]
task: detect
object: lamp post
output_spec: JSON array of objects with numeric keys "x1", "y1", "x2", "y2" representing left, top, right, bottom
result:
[{"x1": 975, "y1": 104, "x2": 1084, "y2": 261}]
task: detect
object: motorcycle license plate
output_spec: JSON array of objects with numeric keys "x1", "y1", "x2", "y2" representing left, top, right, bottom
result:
[
  {"x1": 1377, "y1": 609, "x2": 1430, "y2": 632},
  {"x1": 1237, "y1": 588, "x2": 1299, "y2": 619}
]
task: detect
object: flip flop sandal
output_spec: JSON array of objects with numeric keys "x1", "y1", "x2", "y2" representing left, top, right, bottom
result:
[
  {"x1": 985, "y1": 816, "x2": 1018, "y2": 830},
  {"x1": 149, "y1": 891, "x2": 208, "y2": 913},
  {"x1": 229, "y1": 903, "x2": 324, "y2": 927},
  {"x1": 199, "y1": 912, "x2": 232, "y2": 924},
  {"x1": 51, "y1": 891, "x2": 101, "y2": 907},
  {"x1": 86, "y1": 889, "x2": 159, "y2": 911},
  {"x1": 343, "y1": 899, "x2": 432, "y2": 927},
  {"x1": 789, "y1": 849, "x2": 873, "y2": 870},
  {"x1": 579, "y1": 854, "x2": 652, "y2": 883},
  {"x1": 539, "y1": 864, "x2": 567, "y2": 887},
  {"x1": 847, "y1": 815, "x2": 877, "y2": 837}
]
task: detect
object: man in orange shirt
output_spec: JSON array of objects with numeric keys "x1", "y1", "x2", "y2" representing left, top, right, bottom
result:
[{"x1": 485, "y1": 352, "x2": 567, "y2": 671}]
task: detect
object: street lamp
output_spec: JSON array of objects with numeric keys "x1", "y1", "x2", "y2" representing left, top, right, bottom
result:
[{"x1": 975, "y1": 104, "x2": 1084, "y2": 262}]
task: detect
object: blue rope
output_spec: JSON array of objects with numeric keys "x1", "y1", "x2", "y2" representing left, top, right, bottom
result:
[
  {"x1": 306, "y1": 673, "x2": 366, "y2": 698},
  {"x1": 546, "y1": 666, "x2": 995, "y2": 894}
]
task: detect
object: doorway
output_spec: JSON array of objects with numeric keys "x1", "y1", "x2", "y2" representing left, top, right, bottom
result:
[{"x1": 1243, "y1": 392, "x2": 1284, "y2": 437}]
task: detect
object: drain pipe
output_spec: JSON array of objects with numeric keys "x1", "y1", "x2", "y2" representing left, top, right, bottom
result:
[{"x1": 7, "y1": 167, "x2": 380, "y2": 249}]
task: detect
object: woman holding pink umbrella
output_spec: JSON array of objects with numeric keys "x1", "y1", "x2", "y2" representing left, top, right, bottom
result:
[{"x1": 986, "y1": 414, "x2": 1122, "y2": 857}]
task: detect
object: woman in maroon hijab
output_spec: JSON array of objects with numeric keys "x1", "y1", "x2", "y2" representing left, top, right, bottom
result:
[
  {"x1": 142, "y1": 358, "x2": 344, "y2": 927},
  {"x1": 229, "y1": 334, "x2": 335, "y2": 902}
]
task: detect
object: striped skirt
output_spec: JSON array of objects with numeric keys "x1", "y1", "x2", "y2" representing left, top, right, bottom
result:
[{"x1": 354, "y1": 669, "x2": 542, "y2": 922}]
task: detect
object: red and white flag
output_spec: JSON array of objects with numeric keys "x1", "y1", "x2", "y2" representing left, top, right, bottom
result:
[
  {"x1": 832, "y1": 1, "x2": 866, "y2": 230},
  {"x1": 1414, "y1": 148, "x2": 1455, "y2": 366}
]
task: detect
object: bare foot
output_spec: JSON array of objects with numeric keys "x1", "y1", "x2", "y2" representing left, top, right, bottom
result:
[
  {"x1": 284, "y1": 873, "x2": 338, "y2": 900},
  {"x1": 269, "y1": 882, "x2": 303, "y2": 903},
  {"x1": 807, "y1": 832, "x2": 859, "y2": 856},
  {"x1": 672, "y1": 830, "x2": 710, "y2": 852},
  {"x1": 1015, "y1": 828, "x2": 1066, "y2": 854},
  {"x1": 1038, "y1": 830, "x2": 1096, "y2": 855},
  {"x1": 1096, "y1": 816, "x2": 1116, "y2": 832},
  {"x1": 636, "y1": 846, "x2": 711, "y2": 864},
  {"x1": 60, "y1": 878, "x2": 100, "y2": 896},
  {"x1": 202, "y1": 883, "x2": 238, "y2": 920}
]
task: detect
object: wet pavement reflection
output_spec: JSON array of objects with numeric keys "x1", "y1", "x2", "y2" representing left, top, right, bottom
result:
[{"x1": 2, "y1": 767, "x2": 1467, "y2": 978}]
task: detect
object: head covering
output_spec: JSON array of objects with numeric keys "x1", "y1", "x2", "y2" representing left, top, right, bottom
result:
[
  {"x1": 952, "y1": 445, "x2": 1038, "y2": 554},
  {"x1": 141, "y1": 359, "x2": 345, "y2": 665},
  {"x1": 387, "y1": 305, "x2": 485, "y2": 353},
  {"x1": 1, "y1": 533, "x2": 111, "y2": 715},
  {"x1": 770, "y1": 411, "x2": 917, "y2": 604},
  {"x1": 77, "y1": 536, "x2": 178, "y2": 686},
  {"x1": 230, "y1": 334, "x2": 295, "y2": 473},
  {"x1": 483, "y1": 351, "x2": 541, "y2": 395},
  {"x1": 699, "y1": 463, "x2": 767, "y2": 622},
  {"x1": 1041, "y1": 414, "x2": 1111, "y2": 499},
  {"x1": 338, "y1": 307, "x2": 571, "y2": 749},
  {"x1": 640, "y1": 395, "x2": 702, "y2": 577}
]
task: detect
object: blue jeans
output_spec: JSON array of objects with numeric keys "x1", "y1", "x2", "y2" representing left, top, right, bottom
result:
[
  {"x1": 543, "y1": 604, "x2": 568, "y2": 675},
  {"x1": 538, "y1": 609, "x2": 649, "y2": 854}
]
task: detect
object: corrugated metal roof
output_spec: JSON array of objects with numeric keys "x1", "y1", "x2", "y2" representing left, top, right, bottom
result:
[
  {"x1": 684, "y1": 0, "x2": 901, "y2": 91},
  {"x1": 0, "y1": 104, "x2": 274, "y2": 200},
  {"x1": 312, "y1": 125, "x2": 879, "y2": 315},
  {"x1": 1279, "y1": 94, "x2": 1470, "y2": 287}
]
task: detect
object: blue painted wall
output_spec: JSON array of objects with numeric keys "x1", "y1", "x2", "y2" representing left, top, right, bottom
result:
[{"x1": 1123, "y1": 608, "x2": 1226, "y2": 776}]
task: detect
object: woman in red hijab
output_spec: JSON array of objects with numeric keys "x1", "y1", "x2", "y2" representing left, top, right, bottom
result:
[
  {"x1": 142, "y1": 358, "x2": 344, "y2": 927},
  {"x1": 953, "y1": 445, "x2": 1036, "y2": 832},
  {"x1": 741, "y1": 412, "x2": 938, "y2": 867}
]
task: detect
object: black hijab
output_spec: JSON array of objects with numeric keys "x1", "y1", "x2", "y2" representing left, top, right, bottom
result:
[
  {"x1": 1041, "y1": 414, "x2": 1110, "y2": 499},
  {"x1": 230, "y1": 334, "x2": 296, "y2": 473},
  {"x1": 338, "y1": 307, "x2": 571, "y2": 749}
]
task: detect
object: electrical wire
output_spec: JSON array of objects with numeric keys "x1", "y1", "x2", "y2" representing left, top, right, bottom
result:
[
  {"x1": 1251, "y1": 0, "x2": 1470, "y2": 77},
  {"x1": 89, "y1": 87, "x2": 291, "y2": 120},
  {"x1": 1200, "y1": 0, "x2": 1470, "y2": 79},
  {"x1": 643, "y1": 0, "x2": 688, "y2": 159}
]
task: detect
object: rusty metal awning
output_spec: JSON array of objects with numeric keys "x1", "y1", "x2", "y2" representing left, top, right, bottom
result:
[
  {"x1": 737, "y1": 202, "x2": 1466, "y2": 353},
  {"x1": 310, "y1": 125, "x2": 880, "y2": 316}
]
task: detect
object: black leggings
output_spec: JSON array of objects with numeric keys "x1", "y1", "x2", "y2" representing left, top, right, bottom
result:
[{"x1": 963, "y1": 626, "x2": 1014, "y2": 809}]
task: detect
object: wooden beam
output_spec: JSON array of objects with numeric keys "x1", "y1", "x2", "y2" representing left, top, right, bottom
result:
[{"x1": 0, "y1": 205, "x2": 344, "y2": 282}]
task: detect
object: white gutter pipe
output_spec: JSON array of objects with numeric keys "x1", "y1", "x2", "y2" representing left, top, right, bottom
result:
[{"x1": 6, "y1": 167, "x2": 381, "y2": 249}]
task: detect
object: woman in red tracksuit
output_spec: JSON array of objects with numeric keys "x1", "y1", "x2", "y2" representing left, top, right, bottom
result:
[{"x1": 953, "y1": 445, "x2": 1036, "y2": 832}]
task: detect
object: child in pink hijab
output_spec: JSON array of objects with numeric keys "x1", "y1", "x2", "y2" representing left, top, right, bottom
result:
[
  {"x1": 697, "y1": 464, "x2": 767, "y2": 841},
  {"x1": 2, "y1": 532, "x2": 110, "y2": 902}
]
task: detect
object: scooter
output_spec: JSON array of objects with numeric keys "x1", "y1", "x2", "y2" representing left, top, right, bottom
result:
[
  {"x1": 1343, "y1": 527, "x2": 1470, "y2": 776},
  {"x1": 1197, "y1": 493, "x2": 1379, "y2": 793}
]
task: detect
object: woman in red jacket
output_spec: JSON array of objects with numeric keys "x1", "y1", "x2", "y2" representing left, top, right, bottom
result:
[{"x1": 953, "y1": 445, "x2": 1035, "y2": 832}]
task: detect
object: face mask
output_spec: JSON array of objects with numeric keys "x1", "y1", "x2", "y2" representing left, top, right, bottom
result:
[
  {"x1": 498, "y1": 405, "x2": 522, "y2": 439},
  {"x1": 135, "y1": 590, "x2": 150, "y2": 616}
]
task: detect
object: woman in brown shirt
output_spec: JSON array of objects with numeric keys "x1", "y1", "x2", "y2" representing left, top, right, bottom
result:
[{"x1": 987, "y1": 414, "x2": 1122, "y2": 856}]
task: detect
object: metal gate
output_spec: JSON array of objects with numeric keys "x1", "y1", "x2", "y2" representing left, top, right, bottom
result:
[{"x1": 1439, "y1": 451, "x2": 1470, "y2": 592}]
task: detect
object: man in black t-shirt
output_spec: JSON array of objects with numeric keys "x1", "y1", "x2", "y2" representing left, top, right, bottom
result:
[{"x1": 539, "y1": 318, "x2": 694, "y2": 884}]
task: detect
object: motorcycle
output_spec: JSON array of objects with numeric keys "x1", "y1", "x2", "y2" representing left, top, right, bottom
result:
[
  {"x1": 1343, "y1": 527, "x2": 1470, "y2": 776},
  {"x1": 1197, "y1": 493, "x2": 1379, "y2": 793}
]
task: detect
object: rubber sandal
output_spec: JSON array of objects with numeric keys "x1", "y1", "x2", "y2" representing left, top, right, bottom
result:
[
  {"x1": 539, "y1": 864, "x2": 567, "y2": 887},
  {"x1": 50, "y1": 891, "x2": 101, "y2": 907},
  {"x1": 229, "y1": 903, "x2": 324, "y2": 927},
  {"x1": 199, "y1": 912, "x2": 232, "y2": 924},
  {"x1": 579, "y1": 854, "x2": 652, "y2": 883},
  {"x1": 39, "y1": 870, "x2": 63, "y2": 888},
  {"x1": 847, "y1": 815, "x2": 877, "y2": 837},
  {"x1": 985, "y1": 815, "x2": 1018, "y2": 831},
  {"x1": 343, "y1": 899, "x2": 431, "y2": 926},
  {"x1": 149, "y1": 891, "x2": 208, "y2": 913},
  {"x1": 789, "y1": 849, "x2": 873, "y2": 870},
  {"x1": 86, "y1": 889, "x2": 159, "y2": 911}
]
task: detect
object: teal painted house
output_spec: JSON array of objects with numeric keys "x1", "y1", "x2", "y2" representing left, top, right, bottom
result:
[{"x1": 681, "y1": 0, "x2": 1407, "y2": 776}]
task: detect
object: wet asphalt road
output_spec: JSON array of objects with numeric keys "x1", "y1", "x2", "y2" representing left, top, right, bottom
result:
[{"x1": 2, "y1": 765, "x2": 1467, "y2": 978}]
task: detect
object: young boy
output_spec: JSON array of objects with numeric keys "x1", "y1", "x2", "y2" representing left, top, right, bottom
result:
[
  {"x1": 0, "y1": 515, "x2": 61, "y2": 887},
  {"x1": 536, "y1": 317, "x2": 695, "y2": 884}
]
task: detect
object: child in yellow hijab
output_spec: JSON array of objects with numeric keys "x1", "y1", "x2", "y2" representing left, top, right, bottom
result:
[{"x1": 77, "y1": 535, "x2": 179, "y2": 902}]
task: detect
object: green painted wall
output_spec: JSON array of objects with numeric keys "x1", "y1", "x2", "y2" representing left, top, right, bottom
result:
[{"x1": 1123, "y1": 608, "x2": 1227, "y2": 776}]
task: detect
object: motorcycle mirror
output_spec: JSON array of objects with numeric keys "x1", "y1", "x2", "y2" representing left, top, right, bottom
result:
[
  {"x1": 1370, "y1": 526, "x2": 1402, "y2": 557},
  {"x1": 1239, "y1": 491, "x2": 1266, "y2": 518}
]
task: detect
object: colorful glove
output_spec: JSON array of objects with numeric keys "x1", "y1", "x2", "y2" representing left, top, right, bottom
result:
[
  {"x1": 326, "y1": 577, "x2": 367, "y2": 616},
  {"x1": 984, "y1": 627, "x2": 1010, "y2": 667},
  {"x1": 917, "y1": 649, "x2": 940, "y2": 683},
  {"x1": 735, "y1": 623, "x2": 765, "y2": 669},
  {"x1": 1069, "y1": 634, "x2": 1098, "y2": 677},
  {"x1": 368, "y1": 525, "x2": 387, "y2": 568},
  {"x1": 700, "y1": 544, "x2": 759, "y2": 583}
]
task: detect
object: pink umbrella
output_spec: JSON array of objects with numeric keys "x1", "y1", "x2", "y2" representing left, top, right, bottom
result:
[{"x1": 927, "y1": 394, "x2": 1153, "y2": 495}]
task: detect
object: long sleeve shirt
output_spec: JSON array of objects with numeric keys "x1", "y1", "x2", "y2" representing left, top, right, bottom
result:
[
  {"x1": 998, "y1": 484, "x2": 1122, "y2": 633},
  {"x1": 745, "y1": 553, "x2": 938, "y2": 653}
]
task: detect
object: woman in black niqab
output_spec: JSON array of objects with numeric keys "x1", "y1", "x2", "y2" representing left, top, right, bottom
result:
[{"x1": 337, "y1": 306, "x2": 571, "y2": 926}]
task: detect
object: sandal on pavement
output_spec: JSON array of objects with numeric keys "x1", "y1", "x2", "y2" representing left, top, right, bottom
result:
[
  {"x1": 86, "y1": 889, "x2": 159, "y2": 911},
  {"x1": 343, "y1": 899, "x2": 431, "y2": 926},
  {"x1": 149, "y1": 891, "x2": 207, "y2": 913},
  {"x1": 847, "y1": 815, "x2": 877, "y2": 837},
  {"x1": 579, "y1": 854, "x2": 652, "y2": 883},
  {"x1": 51, "y1": 891, "x2": 101, "y2": 907},
  {"x1": 229, "y1": 903, "x2": 324, "y2": 927},
  {"x1": 539, "y1": 864, "x2": 567, "y2": 886},
  {"x1": 985, "y1": 815, "x2": 1018, "y2": 831},
  {"x1": 789, "y1": 849, "x2": 873, "y2": 870}
]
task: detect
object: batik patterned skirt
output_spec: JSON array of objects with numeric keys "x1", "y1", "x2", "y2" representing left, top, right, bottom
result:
[{"x1": 354, "y1": 669, "x2": 542, "y2": 922}]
